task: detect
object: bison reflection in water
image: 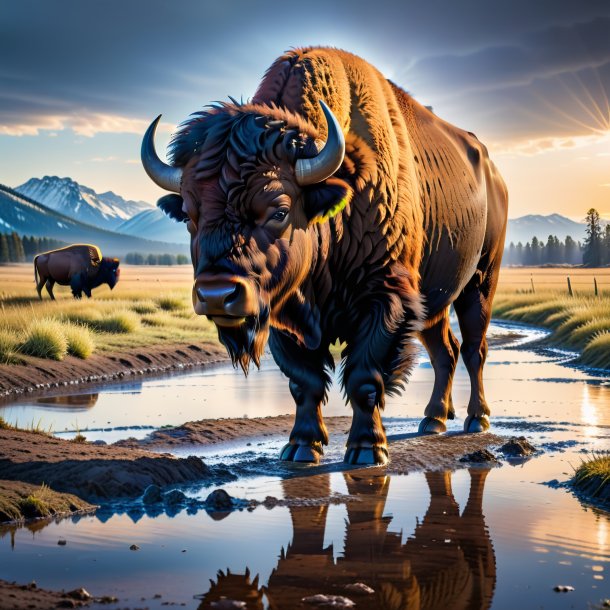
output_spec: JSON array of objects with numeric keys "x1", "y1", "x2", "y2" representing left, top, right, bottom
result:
[
  {"x1": 34, "y1": 244, "x2": 120, "y2": 299},
  {"x1": 197, "y1": 469, "x2": 495, "y2": 610},
  {"x1": 142, "y1": 47, "x2": 508, "y2": 465}
]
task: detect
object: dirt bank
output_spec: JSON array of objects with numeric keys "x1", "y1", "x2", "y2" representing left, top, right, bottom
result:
[
  {"x1": 0, "y1": 579, "x2": 114, "y2": 610},
  {"x1": 0, "y1": 341, "x2": 228, "y2": 404},
  {"x1": 0, "y1": 480, "x2": 95, "y2": 523},
  {"x1": 0, "y1": 428, "x2": 210, "y2": 502}
]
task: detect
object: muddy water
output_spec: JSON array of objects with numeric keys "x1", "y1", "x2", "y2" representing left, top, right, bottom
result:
[{"x1": 1, "y1": 321, "x2": 609, "y2": 609}]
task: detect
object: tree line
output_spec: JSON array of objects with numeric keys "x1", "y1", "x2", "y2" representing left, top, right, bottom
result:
[
  {"x1": 0, "y1": 232, "x2": 66, "y2": 263},
  {"x1": 504, "y1": 209, "x2": 610, "y2": 267},
  {"x1": 125, "y1": 252, "x2": 189, "y2": 265}
]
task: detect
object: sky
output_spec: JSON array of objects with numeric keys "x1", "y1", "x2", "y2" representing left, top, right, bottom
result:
[{"x1": 1, "y1": 0, "x2": 609, "y2": 220}]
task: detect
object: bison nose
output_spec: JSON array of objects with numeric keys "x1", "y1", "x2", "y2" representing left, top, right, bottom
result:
[{"x1": 193, "y1": 274, "x2": 258, "y2": 321}]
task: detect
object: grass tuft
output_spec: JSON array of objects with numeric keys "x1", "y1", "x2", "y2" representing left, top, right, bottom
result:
[
  {"x1": 19, "y1": 319, "x2": 68, "y2": 361},
  {"x1": 572, "y1": 452, "x2": 610, "y2": 503},
  {"x1": 131, "y1": 300, "x2": 158, "y2": 315},
  {"x1": 94, "y1": 310, "x2": 140, "y2": 333},
  {"x1": 157, "y1": 295, "x2": 187, "y2": 311},
  {"x1": 18, "y1": 483, "x2": 53, "y2": 519},
  {"x1": 62, "y1": 323, "x2": 95, "y2": 359},
  {"x1": 0, "y1": 328, "x2": 21, "y2": 364}
]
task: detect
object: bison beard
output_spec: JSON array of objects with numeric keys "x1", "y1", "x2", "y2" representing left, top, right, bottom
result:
[{"x1": 216, "y1": 307, "x2": 270, "y2": 374}]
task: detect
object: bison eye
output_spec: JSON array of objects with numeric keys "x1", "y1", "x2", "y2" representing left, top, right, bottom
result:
[{"x1": 270, "y1": 208, "x2": 289, "y2": 222}]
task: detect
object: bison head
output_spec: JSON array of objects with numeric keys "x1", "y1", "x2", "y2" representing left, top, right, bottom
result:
[
  {"x1": 99, "y1": 258, "x2": 120, "y2": 289},
  {"x1": 142, "y1": 101, "x2": 351, "y2": 373}
]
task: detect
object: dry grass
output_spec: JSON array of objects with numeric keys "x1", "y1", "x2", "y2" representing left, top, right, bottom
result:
[
  {"x1": 0, "y1": 264, "x2": 219, "y2": 363},
  {"x1": 572, "y1": 453, "x2": 610, "y2": 504},
  {"x1": 494, "y1": 269, "x2": 610, "y2": 369}
]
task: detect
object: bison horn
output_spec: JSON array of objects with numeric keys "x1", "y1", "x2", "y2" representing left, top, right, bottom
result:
[
  {"x1": 295, "y1": 100, "x2": 345, "y2": 186},
  {"x1": 141, "y1": 115, "x2": 183, "y2": 193}
]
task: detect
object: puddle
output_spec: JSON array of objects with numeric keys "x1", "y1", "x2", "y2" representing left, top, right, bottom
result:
[
  {"x1": 1, "y1": 319, "x2": 609, "y2": 608},
  {"x1": 2, "y1": 465, "x2": 608, "y2": 609}
]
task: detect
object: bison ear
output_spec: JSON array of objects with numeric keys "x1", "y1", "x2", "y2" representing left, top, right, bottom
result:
[
  {"x1": 302, "y1": 178, "x2": 353, "y2": 225},
  {"x1": 157, "y1": 194, "x2": 188, "y2": 222}
]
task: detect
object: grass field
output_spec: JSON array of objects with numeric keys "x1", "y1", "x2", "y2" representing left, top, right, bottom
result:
[
  {"x1": 495, "y1": 267, "x2": 610, "y2": 369},
  {"x1": 1, "y1": 264, "x2": 609, "y2": 368},
  {"x1": 0, "y1": 264, "x2": 218, "y2": 363}
]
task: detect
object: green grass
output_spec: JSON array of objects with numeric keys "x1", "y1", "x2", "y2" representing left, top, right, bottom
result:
[
  {"x1": 157, "y1": 295, "x2": 187, "y2": 311},
  {"x1": 0, "y1": 328, "x2": 21, "y2": 364},
  {"x1": 572, "y1": 453, "x2": 610, "y2": 503},
  {"x1": 493, "y1": 292, "x2": 610, "y2": 369},
  {"x1": 20, "y1": 319, "x2": 68, "y2": 361},
  {"x1": 62, "y1": 323, "x2": 95, "y2": 359},
  {"x1": 0, "y1": 266, "x2": 220, "y2": 363}
]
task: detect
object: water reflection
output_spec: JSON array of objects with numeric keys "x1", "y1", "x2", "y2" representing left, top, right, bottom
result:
[
  {"x1": 197, "y1": 469, "x2": 495, "y2": 610},
  {"x1": 35, "y1": 393, "x2": 99, "y2": 409}
]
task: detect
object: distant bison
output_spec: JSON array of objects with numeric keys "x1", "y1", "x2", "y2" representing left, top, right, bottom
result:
[
  {"x1": 142, "y1": 47, "x2": 508, "y2": 465},
  {"x1": 34, "y1": 244, "x2": 120, "y2": 299}
]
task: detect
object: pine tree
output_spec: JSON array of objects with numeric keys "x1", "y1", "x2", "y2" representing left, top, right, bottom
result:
[
  {"x1": 530, "y1": 237, "x2": 541, "y2": 265},
  {"x1": 516, "y1": 242, "x2": 524, "y2": 265},
  {"x1": 0, "y1": 233, "x2": 9, "y2": 263},
  {"x1": 11, "y1": 233, "x2": 25, "y2": 262},
  {"x1": 583, "y1": 208, "x2": 603, "y2": 267},
  {"x1": 603, "y1": 224, "x2": 610, "y2": 265}
]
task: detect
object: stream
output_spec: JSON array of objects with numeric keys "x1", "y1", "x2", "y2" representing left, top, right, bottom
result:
[{"x1": 0, "y1": 320, "x2": 608, "y2": 609}]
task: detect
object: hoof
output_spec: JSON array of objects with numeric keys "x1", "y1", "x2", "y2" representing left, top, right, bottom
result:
[
  {"x1": 279, "y1": 441, "x2": 323, "y2": 463},
  {"x1": 418, "y1": 416, "x2": 447, "y2": 435},
  {"x1": 344, "y1": 445, "x2": 389, "y2": 466},
  {"x1": 464, "y1": 414, "x2": 490, "y2": 433}
]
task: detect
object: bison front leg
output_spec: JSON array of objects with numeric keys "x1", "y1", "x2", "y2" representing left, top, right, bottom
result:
[
  {"x1": 269, "y1": 329, "x2": 331, "y2": 464},
  {"x1": 342, "y1": 299, "x2": 418, "y2": 466}
]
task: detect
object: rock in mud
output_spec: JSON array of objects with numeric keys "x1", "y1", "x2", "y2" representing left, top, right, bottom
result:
[
  {"x1": 129, "y1": 544, "x2": 140, "y2": 551},
  {"x1": 66, "y1": 587, "x2": 91, "y2": 601},
  {"x1": 164, "y1": 489, "x2": 187, "y2": 506},
  {"x1": 500, "y1": 436, "x2": 537, "y2": 457},
  {"x1": 344, "y1": 583, "x2": 374, "y2": 595},
  {"x1": 142, "y1": 484, "x2": 162, "y2": 504},
  {"x1": 205, "y1": 489, "x2": 233, "y2": 511},
  {"x1": 58, "y1": 539, "x2": 67, "y2": 546},
  {"x1": 302, "y1": 594, "x2": 356, "y2": 608},
  {"x1": 209, "y1": 600, "x2": 247, "y2": 609},
  {"x1": 459, "y1": 448, "x2": 499, "y2": 463},
  {"x1": 554, "y1": 585, "x2": 575, "y2": 592}
]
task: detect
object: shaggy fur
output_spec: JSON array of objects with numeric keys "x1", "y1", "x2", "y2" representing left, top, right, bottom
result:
[{"x1": 154, "y1": 47, "x2": 508, "y2": 463}]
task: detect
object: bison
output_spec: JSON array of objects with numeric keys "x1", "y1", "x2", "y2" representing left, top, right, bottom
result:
[
  {"x1": 34, "y1": 244, "x2": 120, "y2": 299},
  {"x1": 141, "y1": 47, "x2": 508, "y2": 465}
]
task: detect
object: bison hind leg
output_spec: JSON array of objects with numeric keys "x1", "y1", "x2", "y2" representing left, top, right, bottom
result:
[
  {"x1": 45, "y1": 279, "x2": 56, "y2": 300},
  {"x1": 417, "y1": 307, "x2": 460, "y2": 435}
]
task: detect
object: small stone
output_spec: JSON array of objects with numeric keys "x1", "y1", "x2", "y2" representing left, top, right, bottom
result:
[
  {"x1": 66, "y1": 587, "x2": 91, "y2": 601},
  {"x1": 459, "y1": 449, "x2": 498, "y2": 463},
  {"x1": 95, "y1": 595, "x2": 119, "y2": 604},
  {"x1": 344, "y1": 583, "x2": 374, "y2": 594},
  {"x1": 302, "y1": 594, "x2": 356, "y2": 608},
  {"x1": 57, "y1": 539, "x2": 67, "y2": 546},
  {"x1": 500, "y1": 436, "x2": 537, "y2": 457},
  {"x1": 205, "y1": 489, "x2": 233, "y2": 511},
  {"x1": 181, "y1": 549, "x2": 187, "y2": 553},
  {"x1": 142, "y1": 484, "x2": 163, "y2": 504},
  {"x1": 553, "y1": 585, "x2": 575, "y2": 592},
  {"x1": 27, "y1": 581, "x2": 37, "y2": 590},
  {"x1": 210, "y1": 600, "x2": 247, "y2": 609},
  {"x1": 129, "y1": 544, "x2": 140, "y2": 551},
  {"x1": 164, "y1": 489, "x2": 187, "y2": 506}
]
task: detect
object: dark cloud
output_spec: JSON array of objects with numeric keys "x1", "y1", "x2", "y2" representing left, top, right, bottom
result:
[{"x1": 1, "y1": 0, "x2": 609, "y2": 143}]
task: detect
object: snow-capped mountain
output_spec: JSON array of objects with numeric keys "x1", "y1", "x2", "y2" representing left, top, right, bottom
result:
[
  {"x1": 16, "y1": 176, "x2": 153, "y2": 230},
  {"x1": 0, "y1": 184, "x2": 187, "y2": 256},
  {"x1": 116, "y1": 208, "x2": 188, "y2": 244},
  {"x1": 507, "y1": 213, "x2": 586, "y2": 245}
]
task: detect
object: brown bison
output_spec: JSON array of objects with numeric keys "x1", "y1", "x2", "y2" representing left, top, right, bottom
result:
[
  {"x1": 34, "y1": 244, "x2": 120, "y2": 299},
  {"x1": 142, "y1": 47, "x2": 508, "y2": 465}
]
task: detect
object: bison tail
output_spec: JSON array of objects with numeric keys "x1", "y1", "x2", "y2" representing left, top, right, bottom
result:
[{"x1": 33, "y1": 255, "x2": 40, "y2": 286}]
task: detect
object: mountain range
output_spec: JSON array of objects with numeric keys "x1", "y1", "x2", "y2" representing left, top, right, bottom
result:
[
  {"x1": 16, "y1": 176, "x2": 153, "y2": 231},
  {"x1": 0, "y1": 183, "x2": 187, "y2": 257},
  {"x1": 0, "y1": 175, "x2": 595, "y2": 257}
]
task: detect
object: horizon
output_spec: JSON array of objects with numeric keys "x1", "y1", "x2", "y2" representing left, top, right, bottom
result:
[{"x1": 1, "y1": 0, "x2": 609, "y2": 220}]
